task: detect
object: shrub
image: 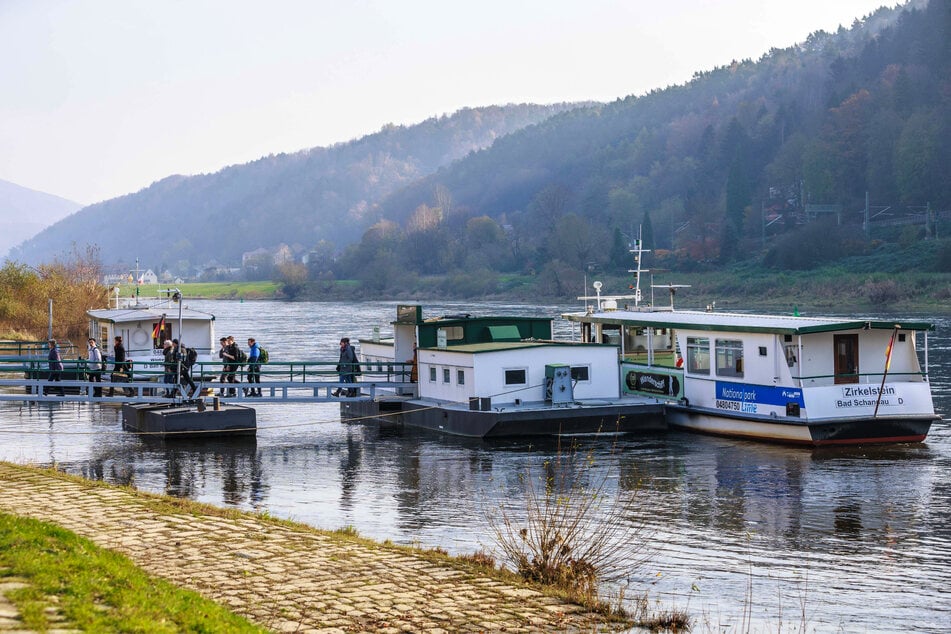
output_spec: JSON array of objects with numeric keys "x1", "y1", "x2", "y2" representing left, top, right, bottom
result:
[{"x1": 483, "y1": 439, "x2": 652, "y2": 607}]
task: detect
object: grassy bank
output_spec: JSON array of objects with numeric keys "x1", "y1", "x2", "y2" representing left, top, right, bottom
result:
[
  {"x1": 0, "y1": 511, "x2": 265, "y2": 632},
  {"x1": 125, "y1": 269, "x2": 951, "y2": 314},
  {"x1": 1, "y1": 464, "x2": 645, "y2": 631}
]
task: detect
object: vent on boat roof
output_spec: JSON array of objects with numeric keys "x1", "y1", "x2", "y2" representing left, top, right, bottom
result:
[{"x1": 486, "y1": 325, "x2": 522, "y2": 342}]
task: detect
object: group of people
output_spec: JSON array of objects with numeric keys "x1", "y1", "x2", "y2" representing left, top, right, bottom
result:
[
  {"x1": 46, "y1": 334, "x2": 362, "y2": 399},
  {"x1": 45, "y1": 336, "x2": 132, "y2": 397},
  {"x1": 217, "y1": 336, "x2": 262, "y2": 397}
]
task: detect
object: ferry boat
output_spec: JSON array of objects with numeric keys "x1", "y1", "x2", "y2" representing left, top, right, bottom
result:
[
  {"x1": 87, "y1": 288, "x2": 216, "y2": 378},
  {"x1": 561, "y1": 242, "x2": 939, "y2": 446},
  {"x1": 344, "y1": 304, "x2": 667, "y2": 437}
]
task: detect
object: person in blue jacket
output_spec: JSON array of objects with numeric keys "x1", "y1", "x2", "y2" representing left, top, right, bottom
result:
[{"x1": 245, "y1": 337, "x2": 261, "y2": 397}]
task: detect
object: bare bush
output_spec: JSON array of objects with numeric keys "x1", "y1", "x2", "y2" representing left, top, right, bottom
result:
[{"x1": 483, "y1": 439, "x2": 653, "y2": 607}]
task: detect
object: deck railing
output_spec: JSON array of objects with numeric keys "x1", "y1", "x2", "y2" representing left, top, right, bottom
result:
[{"x1": 0, "y1": 355, "x2": 416, "y2": 403}]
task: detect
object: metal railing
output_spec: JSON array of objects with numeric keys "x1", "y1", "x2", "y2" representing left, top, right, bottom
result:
[{"x1": 0, "y1": 356, "x2": 417, "y2": 404}]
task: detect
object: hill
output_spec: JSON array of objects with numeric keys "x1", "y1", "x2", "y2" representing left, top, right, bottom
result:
[
  {"x1": 9, "y1": 104, "x2": 579, "y2": 271},
  {"x1": 334, "y1": 0, "x2": 949, "y2": 294},
  {"x1": 0, "y1": 179, "x2": 81, "y2": 260}
]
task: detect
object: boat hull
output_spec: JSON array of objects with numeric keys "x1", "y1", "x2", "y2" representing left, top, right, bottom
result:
[
  {"x1": 343, "y1": 398, "x2": 667, "y2": 438},
  {"x1": 665, "y1": 404, "x2": 936, "y2": 446}
]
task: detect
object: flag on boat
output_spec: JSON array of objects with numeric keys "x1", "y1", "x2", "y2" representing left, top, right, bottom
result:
[
  {"x1": 152, "y1": 315, "x2": 166, "y2": 340},
  {"x1": 884, "y1": 326, "x2": 900, "y2": 371}
]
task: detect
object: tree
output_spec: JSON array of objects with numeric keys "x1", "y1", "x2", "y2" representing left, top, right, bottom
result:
[{"x1": 275, "y1": 263, "x2": 308, "y2": 299}]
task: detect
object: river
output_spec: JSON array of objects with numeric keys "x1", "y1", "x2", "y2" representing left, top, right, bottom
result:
[{"x1": 1, "y1": 299, "x2": 948, "y2": 633}]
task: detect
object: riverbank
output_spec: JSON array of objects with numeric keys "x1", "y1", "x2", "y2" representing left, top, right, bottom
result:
[
  {"x1": 128, "y1": 268, "x2": 951, "y2": 314},
  {"x1": 0, "y1": 462, "x2": 631, "y2": 632}
]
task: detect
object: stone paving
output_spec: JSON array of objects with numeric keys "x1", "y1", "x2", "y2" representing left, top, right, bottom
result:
[{"x1": 0, "y1": 463, "x2": 626, "y2": 633}]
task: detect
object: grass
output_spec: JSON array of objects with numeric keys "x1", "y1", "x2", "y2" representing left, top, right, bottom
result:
[
  {"x1": 4, "y1": 464, "x2": 638, "y2": 629},
  {"x1": 0, "y1": 512, "x2": 266, "y2": 633},
  {"x1": 125, "y1": 281, "x2": 281, "y2": 300}
]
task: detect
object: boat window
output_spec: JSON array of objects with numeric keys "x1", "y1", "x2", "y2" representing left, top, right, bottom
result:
[
  {"x1": 504, "y1": 368, "x2": 527, "y2": 385},
  {"x1": 429, "y1": 367, "x2": 437, "y2": 382},
  {"x1": 686, "y1": 337, "x2": 710, "y2": 374},
  {"x1": 457, "y1": 369, "x2": 465, "y2": 385},
  {"x1": 441, "y1": 326, "x2": 464, "y2": 341},
  {"x1": 443, "y1": 368, "x2": 451, "y2": 383},
  {"x1": 570, "y1": 366, "x2": 590, "y2": 382},
  {"x1": 716, "y1": 339, "x2": 744, "y2": 378},
  {"x1": 602, "y1": 326, "x2": 621, "y2": 346}
]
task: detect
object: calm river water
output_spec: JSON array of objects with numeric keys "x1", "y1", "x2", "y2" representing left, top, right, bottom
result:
[{"x1": 1, "y1": 300, "x2": 949, "y2": 633}]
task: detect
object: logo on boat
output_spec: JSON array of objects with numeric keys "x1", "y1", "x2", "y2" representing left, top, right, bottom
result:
[{"x1": 625, "y1": 370, "x2": 680, "y2": 397}]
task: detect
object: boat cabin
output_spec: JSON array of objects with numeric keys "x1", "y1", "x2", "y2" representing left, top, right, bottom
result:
[
  {"x1": 359, "y1": 305, "x2": 622, "y2": 406},
  {"x1": 87, "y1": 292, "x2": 216, "y2": 377}
]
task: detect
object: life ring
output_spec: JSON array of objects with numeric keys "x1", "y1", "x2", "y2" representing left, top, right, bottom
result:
[
  {"x1": 675, "y1": 356, "x2": 684, "y2": 368},
  {"x1": 132, "y1": 328, "x2": 149, "y2": 346}
]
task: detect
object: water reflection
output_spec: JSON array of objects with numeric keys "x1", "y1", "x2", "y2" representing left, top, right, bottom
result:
[{"x1": 1, "y1": 301, "x2": 949, "y2": 632}]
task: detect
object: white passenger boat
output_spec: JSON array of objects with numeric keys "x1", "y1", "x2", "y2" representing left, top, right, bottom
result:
[
  {"x1": 345, "y1": 305, "x2": 666, "y2": 437},
  {"x1": 87, "y1": 289, "x2": 216, "y2": 377},
  {"x1": 561, "y1": 242, "x2": 939, "y2": 445},
  {"x1": 563, "y1": 307, "x2": 938, "y2": 445}
]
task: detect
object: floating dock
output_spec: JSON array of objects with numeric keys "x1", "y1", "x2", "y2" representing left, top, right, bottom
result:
[{"x1": 121, "y1": 401, "x2": 256, "y2": 438}]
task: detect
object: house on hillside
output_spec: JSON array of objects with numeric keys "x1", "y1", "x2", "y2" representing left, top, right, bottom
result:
[{"x1": 102, "y1": 267, "x2": 158, "y2": 286}]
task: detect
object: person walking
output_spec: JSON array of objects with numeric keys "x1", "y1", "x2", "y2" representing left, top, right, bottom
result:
[
  {"x1": 217, "y1": 337, "x2": 232, "y2": 396},
  {"x1": 172, "y1": 339, "x2": 198, "y2": 396},
  {"x1": 246, "y1": 338, "x2": 261, "y2": 396},
  {"x1": 162, "y1": 340, "x2": 175, "y2": 397},
  {"x1": 226, "y1": 336, "x2": 241, "y2": 396},
  {"x1": 46, "y1": 339, "x2": 64, "y2": 396},
  {"x1": 109, "y1": 335, "x2": 133, "y2": 397},
  {"x1": 87, "y1": 338, "x2": 103, "y2": 397},
  {"x1": 335, "y1": 337, "x2": 359, "y2": 397}
]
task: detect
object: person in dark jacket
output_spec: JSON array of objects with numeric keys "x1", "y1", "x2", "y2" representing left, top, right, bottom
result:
[
  {"x1": 162, "y1": 340, "x2": 175, "y2": 397},
  {"x1": 172, "y1": 339, "x2": 197, "y2": 397},
  {"x1": 46, "y1": 339, "x2": 64, "y2": 395},
  {"x1": 109, "y1": 335, "x2": 132, "y2": 397},
  {"x1": 335, "y1": 337, "x2": 359, "y2": 397}
]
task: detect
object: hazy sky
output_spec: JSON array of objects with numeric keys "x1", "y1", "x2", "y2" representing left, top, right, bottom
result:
[{"x1": 2, "y1": 0, "x2": 892, "y2": 206}]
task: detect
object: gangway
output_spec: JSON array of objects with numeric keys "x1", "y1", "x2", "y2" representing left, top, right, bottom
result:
[{"x1": 0, "y1": 356, "x2": 417, "y2": 405}]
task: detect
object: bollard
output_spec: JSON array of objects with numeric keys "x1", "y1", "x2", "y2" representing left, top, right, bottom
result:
[{"x1": 213, "y1": 397, "x2": 220, "y2": 411}]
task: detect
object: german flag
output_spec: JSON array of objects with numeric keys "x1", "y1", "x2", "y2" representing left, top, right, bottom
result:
[{"x1": 152, "y1": 314, "x2": 166, "y2": 340}]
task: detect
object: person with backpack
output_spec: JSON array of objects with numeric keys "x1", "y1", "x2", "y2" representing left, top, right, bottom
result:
[
  {"x1": 217, "y1": 337, "x2": 232, "y2": 396},
  {"x1": 227, "y1": 336, "x2": 243, "y2": 396},
  {"x1": 173, "y1": 339, "x2": 197, "y2": 397},
  {"x1": 245, "y1": 337, "x2": 261, "y2": 397}
]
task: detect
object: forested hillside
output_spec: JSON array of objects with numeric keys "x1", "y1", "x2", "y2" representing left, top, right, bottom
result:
[
  {"x1": 9, "y1": 104, "x2": 577, "y2": 270},
  {"x1": 337, "y1": 0, "x2": 949, "y2": 293}
]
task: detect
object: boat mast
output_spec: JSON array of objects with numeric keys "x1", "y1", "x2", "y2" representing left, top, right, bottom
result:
[{"x1": 628, "y1": 227, "x2": 649, "y2": 308}]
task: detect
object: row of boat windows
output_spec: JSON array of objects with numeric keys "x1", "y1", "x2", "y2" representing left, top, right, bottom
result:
[
  {"x1": 424, "y1": 365, "x2": 592, "y2": 386},
  {"x1": 686, "y1": 337, "x2": 745, "y2": 378}
]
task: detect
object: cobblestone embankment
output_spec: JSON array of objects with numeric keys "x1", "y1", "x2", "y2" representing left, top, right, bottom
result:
[{"x1": 0, "y1": 462, "x2": 626, "y2": 633}]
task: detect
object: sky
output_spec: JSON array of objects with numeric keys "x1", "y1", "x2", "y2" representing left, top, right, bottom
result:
[{"x1": 1, "y1": 0, "x2": 895, "y2": 206}]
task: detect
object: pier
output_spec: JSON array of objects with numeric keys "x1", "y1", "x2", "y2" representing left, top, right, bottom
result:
[{"x1": 0, "y1": 355, "x2": 416, "y2": 405}]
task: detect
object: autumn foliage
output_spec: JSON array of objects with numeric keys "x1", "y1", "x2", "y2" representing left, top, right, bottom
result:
[{"x1": 0, "y1": 248, "x2": 109, "y2": 341}]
